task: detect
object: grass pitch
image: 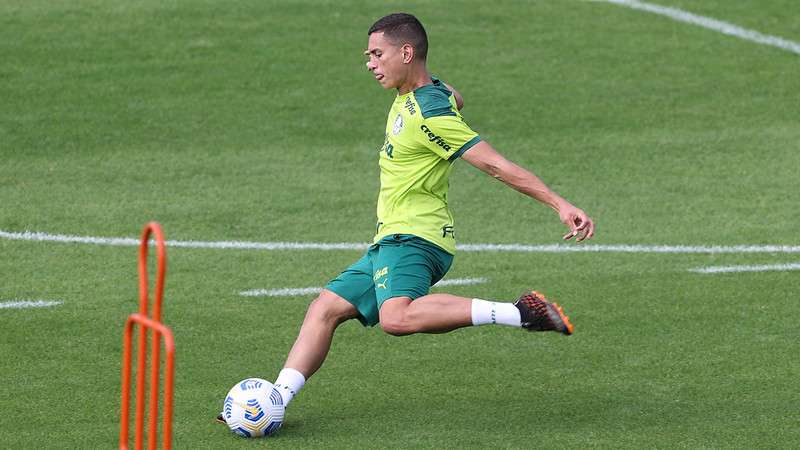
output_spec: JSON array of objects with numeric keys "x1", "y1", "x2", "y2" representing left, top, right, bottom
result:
[{"x1": 1, "y1": 0, "x2": 799, "y2": 448}]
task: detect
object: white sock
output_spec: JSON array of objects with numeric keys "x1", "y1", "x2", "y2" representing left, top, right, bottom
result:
[
  {"x1": 274, "y1": 368, "x2": 305, "y2": 406},
  {"x1": 471, "y1": 298, "x2": 521, "y2": 327}
]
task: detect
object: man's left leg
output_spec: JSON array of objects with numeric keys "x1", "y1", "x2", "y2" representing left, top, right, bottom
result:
[
  {"x1": 378, "y1": 294, "x2": 470, "y2": 335},
  {"x1": 379, "y1": 291, "x2": 574, "y2": 336},
  {"x1": 373, "y1": 235, "x2": 573, "y2": 336}
]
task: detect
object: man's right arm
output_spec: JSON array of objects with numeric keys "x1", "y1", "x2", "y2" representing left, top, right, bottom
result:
[{"x1": 461, "y1": 141, "x2": 595, "y2": 241}]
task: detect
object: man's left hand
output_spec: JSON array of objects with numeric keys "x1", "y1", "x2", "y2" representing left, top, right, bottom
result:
[{"x1": 558, "y1": 203, "x2": 595, "y2": 242}]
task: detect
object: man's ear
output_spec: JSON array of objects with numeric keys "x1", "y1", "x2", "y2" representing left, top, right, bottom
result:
[{"x1": 401, "y1": 44, "x2": 414, "y2": 64}]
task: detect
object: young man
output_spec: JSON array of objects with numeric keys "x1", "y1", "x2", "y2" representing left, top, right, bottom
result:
[{"x1": 223, "y1": 13, "x2": 594, "y2": 420}]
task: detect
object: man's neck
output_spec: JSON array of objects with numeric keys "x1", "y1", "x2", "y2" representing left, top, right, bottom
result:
[{"x1": 397, "y1": 67, "x2": 432, "y2": 95}]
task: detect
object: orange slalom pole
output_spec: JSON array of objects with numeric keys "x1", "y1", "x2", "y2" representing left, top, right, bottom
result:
[
  {"x1": 139, "y1": 224, "x2": 167, "y2": 450},
  {"x1": 120, "y1": 316, "x2": 133, "y2": 449},
  {"x1": 134, "y1": 319, "x2": 147, "y2": 448},
  {"x1": 138, "y1": 221, "x2": 166, "y2": 322},
  {"x1": 120, "y1": 222, "x2": 174, "y2": 450},
  {"x1": 121, "y1": 314, "x2": 175, "y2": 450}
]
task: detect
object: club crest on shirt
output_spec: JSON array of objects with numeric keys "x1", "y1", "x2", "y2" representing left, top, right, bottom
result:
[{"x1": 392, "y1": 113, "x2": 404, "y2": 135}]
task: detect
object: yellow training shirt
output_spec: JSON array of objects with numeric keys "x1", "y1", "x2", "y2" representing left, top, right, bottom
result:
[{"x1": 374, "y1": 77, "x2": 481, "y2": 254}]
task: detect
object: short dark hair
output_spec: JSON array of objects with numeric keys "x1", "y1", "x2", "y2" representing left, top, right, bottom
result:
[{"x1": 368, "y1": 13, "x2": 428, "y2": 60}]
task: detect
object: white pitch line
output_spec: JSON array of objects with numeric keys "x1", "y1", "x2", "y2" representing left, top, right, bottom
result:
[
  {"x1": 456, "y1": 243, "x2": 800, "y2": 254},
  {"x1": 240, "y1": 287, "x2": 322, "y2": 298},
  {"x1": 434, "y1": 277, "x2": 489, "y2": 287},
  {"x1": 689, "y1": 262, "x2": 800, "y2": 274},
  {"x1": 597, "y1": 0, "x2": 800, "y2": 55},
  {"x1": 239, "y1": 277, "x2": 489, "y2": 298},
  {"x1": 2, "y1": 229, "x2": 800, "y2": 254},
  {"x1": 0, "y1": 230, "x2": 365, "y2": 251},
  {"x1": 0, "y1": 300, "x2": 63, "y2": 310}
]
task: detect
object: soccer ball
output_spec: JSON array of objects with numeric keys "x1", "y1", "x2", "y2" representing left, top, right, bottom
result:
[{"x1": 222, "y1": 378, "x2": 285, "y2": 438}]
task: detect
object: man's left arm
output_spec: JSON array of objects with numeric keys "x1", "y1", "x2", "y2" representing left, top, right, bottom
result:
[
  {"x1": 461, "y1": 141, "x2": 595, "y2": 241},
  {"x1": 443, "y1": 82, "x2": 464, "y2": 110}
]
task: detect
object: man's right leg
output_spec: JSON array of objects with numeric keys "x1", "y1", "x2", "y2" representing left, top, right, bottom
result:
[
  {"x1": 284, "y1": 289, "x2": 359, "y2": 378},
  {"x1": 273, "y1": 289, "x2": 359, "y2": 405},
  {"x1": 271, "y1": 247, "x2": 379, "y2": 407}
]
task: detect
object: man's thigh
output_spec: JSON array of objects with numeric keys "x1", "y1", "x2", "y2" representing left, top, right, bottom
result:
[
  {"x1": 372, "y1": 237, "x2": 452, "y2": 310},
  {"x1": 313, "y1": 288, "x2": 360, "y2": 320},
  {"x1": 324, "y1": 250, "x2": 380, "y2": 326}
]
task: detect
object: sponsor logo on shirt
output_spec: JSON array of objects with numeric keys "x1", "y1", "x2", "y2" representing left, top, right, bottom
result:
[
  {"x1": 404, "y1": 97, "x2": 416, "y2": 115},
  {"x1": 420, "y1": 124, "x2": 452, "y2": 151},
  {"x1": 374, "y1": 266, "x2": 389, "y2": 289},
  {"x1": 374, "y1": 266, "x2": 388, "y2": 281}
]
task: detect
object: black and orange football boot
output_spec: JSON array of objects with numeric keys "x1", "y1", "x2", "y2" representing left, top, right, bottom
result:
[{"x1": 514, "y1": 290, "x2": 574, "y2": 335}]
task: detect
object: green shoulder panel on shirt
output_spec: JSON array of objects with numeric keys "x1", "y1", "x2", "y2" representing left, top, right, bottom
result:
[{"x1": 415, "y1": 79, "x2": 457, "y2": 119}]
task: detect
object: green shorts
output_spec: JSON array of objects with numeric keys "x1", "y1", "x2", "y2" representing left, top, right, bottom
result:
[{"x1": 325, "y1": 234, "x2": 454, "y2": 327}]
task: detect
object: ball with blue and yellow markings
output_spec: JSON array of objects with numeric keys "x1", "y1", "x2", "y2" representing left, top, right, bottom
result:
[{"x1": 223, "y1": 378, "x2": 285, "y2": 438}]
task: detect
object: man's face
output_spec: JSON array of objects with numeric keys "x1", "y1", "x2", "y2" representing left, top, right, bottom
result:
[{"x1": 365, "y1": 32, "x2": 407, "y2": 89}]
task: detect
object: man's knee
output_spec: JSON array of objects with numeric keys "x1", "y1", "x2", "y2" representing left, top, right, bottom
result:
[
  {"x1": 306, "y1": 289, "x2": 357, "y2": 325},
  {"x1": 379, "y1": 297, "x2": 415, "y2": 336},
  {"x1": 380, "y1": 314, "x2": 412, "y2": 336}
]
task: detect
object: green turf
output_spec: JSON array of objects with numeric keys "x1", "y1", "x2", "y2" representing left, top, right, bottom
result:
[{"x1": 1, "y1": 0, "x2": 799, "y2": 448}]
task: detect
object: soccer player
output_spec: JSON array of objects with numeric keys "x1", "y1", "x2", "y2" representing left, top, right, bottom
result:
[{"x1": 224, "y1": 12, "x2": 595, "y2": 420}]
